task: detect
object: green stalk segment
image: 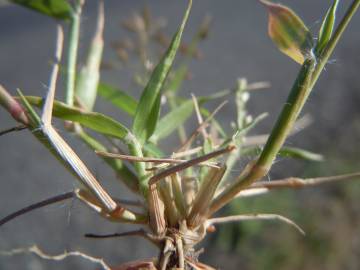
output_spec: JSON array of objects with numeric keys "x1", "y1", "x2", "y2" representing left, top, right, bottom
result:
[
  {"x1": 66, "y1": 0, "x2": 83, "y2": 106},
  {"x1": 210, "y1": 0, "x2": 360, "y2": 215}
]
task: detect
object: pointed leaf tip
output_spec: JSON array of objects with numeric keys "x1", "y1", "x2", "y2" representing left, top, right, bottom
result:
[
  {"x1": 316, "y1": 0, "x2": 339, "y2": 55},
  {"x1": 260, "y1": 0, "x2": 313, "y2": 64},
  {"x1": 132, "y1": 0, "x2": 192, "y2": 144}
]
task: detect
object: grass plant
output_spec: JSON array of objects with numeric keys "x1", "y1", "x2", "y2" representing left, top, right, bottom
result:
[{"x1": 1, "y1": 0, "x2": 359, "y2": 269}]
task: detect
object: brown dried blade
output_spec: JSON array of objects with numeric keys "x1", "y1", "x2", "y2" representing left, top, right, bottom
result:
[
  {"x1": 39, "y1": 26, "x2": 117, "y2": 213},
  {"x1": 0, "y1": 191, "x2": 74, "y2": 227},
  {"x1": 149, "y1": 145, "x2": 235, "y2": 185},
  {"x1": 177, "y1": 101, "x2": 227, "y2": 152},
  {"x1": 191, "y1": 93, "x2": 208, "y2": 140}
]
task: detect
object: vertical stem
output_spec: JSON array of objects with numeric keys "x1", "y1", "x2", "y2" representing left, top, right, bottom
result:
[
  {"x1": 221, "y1": 79, "x2": 248, "y2": 184},
  {"x1": 66, "y1": 0, "x2": 83, "y2": 106},
  {"x1": 209, "y1": 0, "x2": 360, "y2": 215},
  {"x1": 256, "y1": 58, "x2": 316, "y2": 168}
]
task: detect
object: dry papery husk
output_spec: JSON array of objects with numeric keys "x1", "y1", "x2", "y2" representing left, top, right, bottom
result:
[{"x1": 110, "y1": 258, "x2": 215, "y2": 270}]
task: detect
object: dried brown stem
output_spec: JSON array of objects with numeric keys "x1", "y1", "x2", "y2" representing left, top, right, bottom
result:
[
  {"x1": 250, "y1": 172, "x2": 360, "y2": 190},
  {"x1": 96, "y1": 151, "x2": 216, "y2": 168},
  {"x1": 84, "y1": 228, "x2": 162, "y2": 247},
  {"x1": 149, "y1": 145, "x2": 235, "y2": 185},
  {"x1": 177, "y1": 100, "x2": 227, "y2": 152},
  {"x1": 207, "y1": 213, "x2": 305, "y2": 235},
  {"x1": 0, "y1": 191, "x2": 74, "y2": 227},
  {"x1": 192, "y1": 93, "x2": 208, "y2": 139},
  {"x1": 171, "y1": 146, "x2": 203, "y2": 158},
  {"x1": 0, "y1": 245, "x2": 111, "y2": 270},
  {"x1": 0, "y1": 125, "x2": 26, "y2": 136}
]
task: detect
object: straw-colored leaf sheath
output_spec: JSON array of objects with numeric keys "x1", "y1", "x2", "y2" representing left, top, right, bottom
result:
[
  {"x1": 132, "y1": 0, "x2": 192, "y2": 144},
  {"x1": 75, "y1": 1, "x2": 104, "y2": 111},
  {"x1": 39, "y1": 26, "x2": 118, "y2": 213},
  {"x1": 260, "y1": 0, "x2": 313, "y2": 64},
  {"x1": 188, "y1": 166, "x2": 226, "y2": 228}
]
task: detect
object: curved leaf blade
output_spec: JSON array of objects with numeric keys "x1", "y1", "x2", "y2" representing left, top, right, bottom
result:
[
  {"x1": 10, "y1": 0, "x2": 72, "y2": 20},
  {"x1": 242, "y1": 146, "x2": 323, "y2": 162},
  {"x1": 21, "y1": 96, "x2": 130, "y2": 140},
  {"x1": 279, "y1": 146, "x2": 324, "y2": 162},
  {"x1": 261, "y1": 0, "x2": 313, "y2": 64},
  {"x1": 150, "y1": 99, "x2": 194, "y2": 143},
  {"x1": 98, "y1": 83, "x2": 137, "y2": 116},
  {"x1": 132, "y1": 0, "x2": 192, "y2": 144}
]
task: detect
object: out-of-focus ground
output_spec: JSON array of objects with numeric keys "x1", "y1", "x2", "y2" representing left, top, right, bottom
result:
[{"x1": 0, "y1": 0, "x2": 360, "y2": 269}]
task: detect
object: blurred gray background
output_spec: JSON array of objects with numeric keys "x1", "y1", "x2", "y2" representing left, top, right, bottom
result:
[{"x1": 1, "y1": 0, "x2": 360, "y2": 269}]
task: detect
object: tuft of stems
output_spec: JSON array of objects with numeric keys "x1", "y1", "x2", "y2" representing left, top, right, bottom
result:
[{"x1": 1, "y1": 1, "x2": 360, "y2": 269}]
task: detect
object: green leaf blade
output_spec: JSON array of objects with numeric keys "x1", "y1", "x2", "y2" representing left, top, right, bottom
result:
[
  {"x1": 22, "y1": 96, "x2": 131, "y2": 141},
  {"x1": 150, "y1": 99, "x2": 194, "y2": 143},
  {"x1": 166, "y1": 65, "x2": 188, "y2": 94},
  {"x1": 11, "y1": 0, "x2": 73, "y2": 20},
  {"x1": 316, "y1": 0, "x2": 339, "y2": 55},
  {"x1": 98, "y1": 83, "x2": 137, "y2": 116},
  {"x1": 278, "y1": 146, "x2": 324, "y2": 162},
  {"x1": 132, "y1": 0, "x2": 192, "y2": 144}
]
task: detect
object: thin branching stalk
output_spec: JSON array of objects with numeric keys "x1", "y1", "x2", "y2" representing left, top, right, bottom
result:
[
  {"x1": 0, "y1": 191, "x2": 74, "y2": 226},
  {"x1": 0, "y1": 245, "x2": 111, "y2": 270},
  {"x1": 0, "y1": 124, "x2": 26, "y2": 136},
  {"x1": 206, "y1": 213, "x2": 305, "y2": 235},
  {"x1": 149, "y1": 145, "x2": 234, "y2": 185},
  {"x1": 249, "y1": 172, "x2": 360, "y2": 190}
]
